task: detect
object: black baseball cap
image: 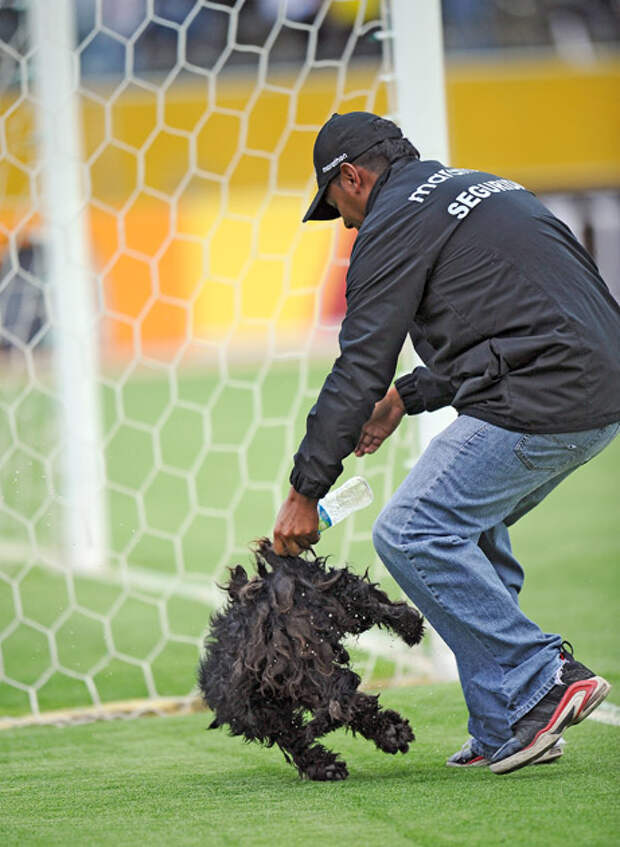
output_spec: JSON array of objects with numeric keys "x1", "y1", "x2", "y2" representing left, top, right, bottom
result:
[{"x1": 302, "y1": 111, "x2": 404, "y2": 222}]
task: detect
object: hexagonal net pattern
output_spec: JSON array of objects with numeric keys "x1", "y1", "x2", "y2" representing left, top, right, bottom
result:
[{"x1": 0, "y1": 0, "x2": 438, "y2": 724}]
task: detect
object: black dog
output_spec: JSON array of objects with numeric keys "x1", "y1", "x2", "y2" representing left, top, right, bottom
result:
[{"x1": 198, "y1": 539, "x2": 424, "y2": 780}]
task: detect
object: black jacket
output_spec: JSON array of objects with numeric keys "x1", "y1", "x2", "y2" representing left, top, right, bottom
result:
[{"x1": 290, "y1": 158, "x2": 620, "y2": 499}]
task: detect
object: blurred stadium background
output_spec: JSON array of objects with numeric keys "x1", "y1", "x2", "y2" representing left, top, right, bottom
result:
[{"x1": 0, "y1": 0, "x2": 619, "y2": 723}]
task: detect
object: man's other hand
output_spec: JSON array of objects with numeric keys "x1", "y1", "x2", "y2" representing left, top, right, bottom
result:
[
  {"x1": 273, "y1": 486, "x2": 320, "y2": 556},
  {"x1": 354, "y1": 386, "x2": 405, "y2": 456}
]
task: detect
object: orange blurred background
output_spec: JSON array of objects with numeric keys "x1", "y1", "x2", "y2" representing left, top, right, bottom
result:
[{"x1": 1, "y1": 55, "x2": 618, "y2": 356}]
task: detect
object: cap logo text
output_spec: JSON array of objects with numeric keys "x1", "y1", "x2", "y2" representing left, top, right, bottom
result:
[{"x1": 322, "y1": 153, "x2": 348, "y2": 173}]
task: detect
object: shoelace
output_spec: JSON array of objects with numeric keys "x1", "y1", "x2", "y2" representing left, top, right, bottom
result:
[{"x1": 560, "y1": 640, "x2": 575, "y2": 661}]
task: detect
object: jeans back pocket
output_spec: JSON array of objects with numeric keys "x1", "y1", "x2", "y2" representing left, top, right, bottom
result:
[
  {"x1": 514, "y1": 433, "x2": 584, "y2": 471},
  {"x1": 514, "y1": 424, "x2": 619, "y2": 471}
]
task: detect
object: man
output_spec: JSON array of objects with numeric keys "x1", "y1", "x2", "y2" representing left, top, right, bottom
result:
[{"x1": 272, "y1": 111, "x2": 620, "y2": 774}]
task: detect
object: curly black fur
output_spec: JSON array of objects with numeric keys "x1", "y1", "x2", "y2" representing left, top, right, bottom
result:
[{"x1": 198, "y1": 539, "x2": 424, "y2": 781}]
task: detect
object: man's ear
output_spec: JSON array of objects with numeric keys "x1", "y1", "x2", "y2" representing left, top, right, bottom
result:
[{"x1": 339, "y1": 162, "x2": 362, "y2": 192}]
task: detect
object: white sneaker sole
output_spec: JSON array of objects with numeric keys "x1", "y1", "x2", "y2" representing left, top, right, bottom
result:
[
  {"x1": 446, "y1": 740, "x2": 564, "y2": 769},
  {"x1": 532, "y1": 740, "x2": 564, "y2": 764}
]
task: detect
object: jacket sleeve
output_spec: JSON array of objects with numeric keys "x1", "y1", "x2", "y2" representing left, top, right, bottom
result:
[
  {"x1": 289, "y1": 220, "x2": 434, "y2": 499},
  {"x1": 392, "y1": 322, "x2": 457, "y2": 414},
  {"x1": 394, "y1": 367, "x2": 456, "y2": 414}
]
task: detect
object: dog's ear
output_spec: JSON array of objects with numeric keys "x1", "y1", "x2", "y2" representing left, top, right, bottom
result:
[
  {"x1": 250, "y1": 538, "x2": 273, "y2": 579},
  {"x1": 271, "y1": 570, "x2": 295, "y2": 612},
  {"x1": 226, "y1": 564, "x2": 249, "y2": 600},
  {"x1": 253, "y1": 538, "x2": 274, "y2": 577},
  {"x1": 255, "y1": 537, "x2": 271, "y2": 554}
]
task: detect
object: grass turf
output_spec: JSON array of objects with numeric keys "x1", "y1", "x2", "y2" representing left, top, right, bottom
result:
[{"x1": 1, "y1": 683, "x2": 619, "y2": 847}]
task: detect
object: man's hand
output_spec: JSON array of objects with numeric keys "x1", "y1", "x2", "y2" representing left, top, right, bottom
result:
[
  {"x1": 273, "y1": 486, "x2": 320, "y2": 557},
  {"x1": 354, "y1": 386, "x2": 405, "y2": 456}
]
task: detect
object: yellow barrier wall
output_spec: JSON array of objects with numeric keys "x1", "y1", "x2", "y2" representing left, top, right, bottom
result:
[
  {"x1": 2, "y1": 56, "x2": 618, "y2": 353},
  {"x1": 447, "y1": 54, "x2": 620, "y2": 190}
]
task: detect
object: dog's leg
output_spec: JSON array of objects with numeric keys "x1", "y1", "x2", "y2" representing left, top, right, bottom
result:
[
  {"x1": 274, "y1": 731, "x2": 349, "y2": 782},
  {"x1": 347, "y1": 691, "x2": 414, "y2": 754},
  {"x1": 376, "y1": 598, "x2": 425, "y2": 646},
  {"x1": 302, "y1": 710, "x2": 342, "y2": 741},
  {"x1": 336, "y1": 572, "x2": 424, "y2": 646},
  {"x1": 308, "y1": 670, "x2": 414, "y2": 757},
  {"x1": 272, "y1": 669, "x2": 373, "y2": 781},
  {"x1": 287, "y1": 741, "x2": 349, "y2": 782},
  {"x1": 259, "y1": 704, "x2": 348, "y2": 782}
]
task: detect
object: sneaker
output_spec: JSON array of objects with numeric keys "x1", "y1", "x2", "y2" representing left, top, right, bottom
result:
[
  {"x1": 490, "y1": 642, "x2": 610, "y2": 775},
  {"x1": 447, "y1": 737, "x2": 564, "y2": 769}
]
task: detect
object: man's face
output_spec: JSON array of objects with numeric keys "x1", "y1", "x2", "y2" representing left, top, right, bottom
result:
[{"x1": 325, "y1": 174, "x2": 366, "y2": 230}]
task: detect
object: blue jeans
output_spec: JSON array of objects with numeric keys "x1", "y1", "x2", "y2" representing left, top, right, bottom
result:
[{"x1": 372, "y1": 415, "x2": 619, "y2": 757}]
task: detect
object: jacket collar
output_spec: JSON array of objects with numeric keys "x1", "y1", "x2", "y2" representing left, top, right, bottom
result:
[{"x1": 364, "y1": 155, "x2": 419, "y2": 217}]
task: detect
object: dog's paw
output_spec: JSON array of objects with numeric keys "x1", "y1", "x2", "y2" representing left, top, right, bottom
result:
[
  {"x1": 304, "y1": 758, "x2": 349, "y2": 781},
  {"x1": 375, "y1": 709, "x2": 415, "y2": 754},
  {"x1": 398, "y1": 609, "x2": 425, "y2": 646}
]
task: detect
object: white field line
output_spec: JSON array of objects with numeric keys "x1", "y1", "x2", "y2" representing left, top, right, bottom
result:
[
  {"x1": 588, "y1": 701, "x2": 620, "y2": 727},
  {"x1": 0, "y1": 541, "x2": 223, "y2": 605},
  {"x1": 0, "y1": 540, "x2": 57, "y2": 564},
  {"x1": 99, "y1": 563, "x2": 223, "y2": 607}
]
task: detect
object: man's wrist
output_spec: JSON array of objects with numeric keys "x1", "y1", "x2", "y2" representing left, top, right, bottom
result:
[
  {"x1": 289, "y1": 466, "x2": 331, "y2": 500},
  {"x1": 387, "y1": 385, "x2": 406, "y2": 414},
  {"x1": 288, "y1": 485, "x2": 318, "y2": 505}
]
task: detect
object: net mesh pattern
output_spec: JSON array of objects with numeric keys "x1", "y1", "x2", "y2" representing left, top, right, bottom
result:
[{"x1": 0, "y1": 0, "x2": 439, "y2": 722}]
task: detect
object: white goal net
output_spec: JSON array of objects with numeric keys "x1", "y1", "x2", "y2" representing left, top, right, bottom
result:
[{"x1": 0, "y1": 0, "x2": 453, "y2": 725}]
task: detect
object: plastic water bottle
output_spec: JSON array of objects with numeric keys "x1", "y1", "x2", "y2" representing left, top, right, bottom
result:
[{"x1": 317, "y1": 476, "x2": 373, "y2": 531}]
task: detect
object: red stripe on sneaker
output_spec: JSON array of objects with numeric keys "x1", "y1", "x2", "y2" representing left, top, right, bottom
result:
[
  {"x1": 571, "y1": 679, "x2": 600, "y2": 719},
  {"x1": 524, "y1": 679, "x2": 599, "y2": 750}
]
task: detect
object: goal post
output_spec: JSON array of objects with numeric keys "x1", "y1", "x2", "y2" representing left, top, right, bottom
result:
[
  {"x1": 389, "y1": 0, "x2": 458, "y2": 681},
  {"x1": 29, "y1": 0, "x2": 107, "y2": 572},
  {"x1": 390, "y1": 0, "x2": 457, "y2": 456}
]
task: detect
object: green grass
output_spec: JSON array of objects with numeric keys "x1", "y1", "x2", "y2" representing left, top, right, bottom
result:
[
  {"x1": 1, "y1": 684, "x2": 619, "y2": 846},
  {"x1": 1, "y1": 363, "x2": 619, "y2": 716}
]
